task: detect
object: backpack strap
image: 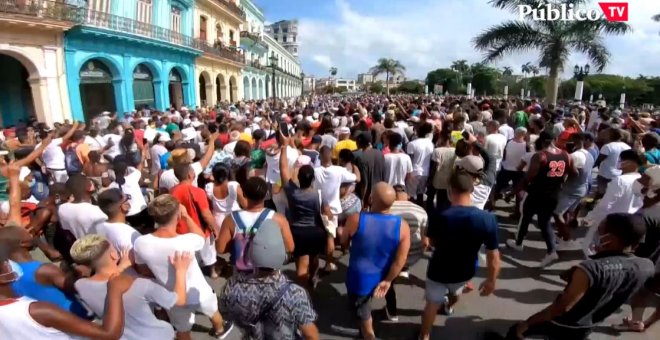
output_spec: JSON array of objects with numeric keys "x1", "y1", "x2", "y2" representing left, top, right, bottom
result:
[
  {"x1": 250, "y1": 209, "x2": 272, "y2": 234},
  {"x1": 256, "y1": 281, "x2": 292, "y2": 322},
  {"x1": 232, "y1": 211, "x2": 247, "y2": 233}
]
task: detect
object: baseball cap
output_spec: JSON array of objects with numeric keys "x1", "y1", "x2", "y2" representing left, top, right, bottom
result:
[
  {"x1": 249, "y1": 220, "x2": 287, "y2": 270},
  {"x1": 338, "y1": 126, "x2": 350, "y2": 135},
  {"x1": 456, "y1": 155, "x2": 484, "y2": 175}
]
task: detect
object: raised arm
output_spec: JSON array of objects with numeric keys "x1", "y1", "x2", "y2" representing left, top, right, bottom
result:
[
  {"x1": 198, "y1": 132, "x2": 219, "y2": 169},
  {"x1": 13, "y1": 134, "x2": 53, "y2": 168}
]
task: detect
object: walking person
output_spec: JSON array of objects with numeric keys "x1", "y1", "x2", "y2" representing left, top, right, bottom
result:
[{"x1": 340, "y1": 182, "x2": 410, "y2": 340}]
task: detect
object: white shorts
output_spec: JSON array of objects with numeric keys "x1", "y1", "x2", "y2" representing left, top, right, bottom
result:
[
  {"x1": 168, "y1": 293, "x2": 218, "y2": 332},
  {"x1": 196, "y1": 235, "x2": 217, "y2": 266},
  {"x1": 425, "y1": 279, "x2": 468, "y2": 304}
]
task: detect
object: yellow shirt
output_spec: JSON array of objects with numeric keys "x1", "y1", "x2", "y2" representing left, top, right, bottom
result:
[{"x1": 333, "y1": 139, "x2": 357, "y2": 159}]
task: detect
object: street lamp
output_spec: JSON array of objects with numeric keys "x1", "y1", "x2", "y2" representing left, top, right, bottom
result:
[
  {"x1": 269, "y1": 52, "x2": 278, "y2": 101},
  {"x1": 300, "y1": 72, "x2": 305, "y2": 97},
  {"x1": 573, "y1": 63, "x2": 589, "y2": 102}
]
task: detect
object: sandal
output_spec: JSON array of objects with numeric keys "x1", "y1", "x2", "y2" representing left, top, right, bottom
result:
[{"x1": 613, "y1": 317, "x2": 644, "y2": 332}]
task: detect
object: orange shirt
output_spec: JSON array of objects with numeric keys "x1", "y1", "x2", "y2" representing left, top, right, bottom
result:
[{"x1": 170, "y1": 183, "x2": 211, "y2": 236}]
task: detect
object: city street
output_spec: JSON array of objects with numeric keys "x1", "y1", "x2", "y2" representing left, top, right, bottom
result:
[{"x1": 193, "y1": 205, "x2": 660, "y2": 340}]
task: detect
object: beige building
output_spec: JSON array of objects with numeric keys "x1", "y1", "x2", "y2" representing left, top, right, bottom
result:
[
  {"x1": 193, "y1": 0, "x2": 246, "y2": 106},
  {"x1": 0, "y1": 1, "x2": 74, "y2": 126}
]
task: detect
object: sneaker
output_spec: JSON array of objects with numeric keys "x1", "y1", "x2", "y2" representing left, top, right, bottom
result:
[
  {"x1": 538, "y1": 252, "x2": 559, "y2": 268},
  {"x1": 398, "y1": 270, "x2": 409, "y2": 279},
  {"x1": 210, "y1": 320, "x2": 234, "y2": 339},
  {"x1": 440, "y1": 295, "x2": 454, "y2": 316},
  {"x1": 506, "y1": 239, "x2": 523, "y2": 251},
  {"x1": 384, "y1": 307, "x2": 399, "y2": 322}
]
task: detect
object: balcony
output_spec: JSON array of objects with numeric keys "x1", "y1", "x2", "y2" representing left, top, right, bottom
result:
[
  {"x1": 0, "y1": 0, "x2": 80, "y2": 26},
  {"x1": 248, "y1": 59, "x2": 264, "y2": 70},
  {"x1": 194, "y1": 39, "x2": 245, "y2": 64},
  {"x1": 82, "y1": 9, "x2": 197, "y2": 50},
  {"x1": 212, "y1": 0, "x2": 245, "y2": 20},
  {"x1": 240, "y1": 30, "x2": 260, "y2": 42},
  {"x1": 240, "y1": 30, "x2": 268, "y2": 50}
]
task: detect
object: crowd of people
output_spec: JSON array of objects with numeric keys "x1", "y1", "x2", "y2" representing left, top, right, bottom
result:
[{"x1": 0, "y1": 93, "x2": 658, "y2": 340}]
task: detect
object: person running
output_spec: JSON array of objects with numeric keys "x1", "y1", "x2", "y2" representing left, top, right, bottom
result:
[
  {"x1": 508, "y1": 213, "x2": 655, "y2": 340},
  {"x1": 341, "y1": 182, "x2": 410, "y2": 340},
  {"x1": 507, "y1": 130, "x2": 571, "y2": 267},
  {"x1": 133, "y1": 194, "x2": 233, "y2": 339},
  {"x1": 353, "y1": 132, "x2": 385, "y2": 210},
  {"x1": 71, "y1": 234, "x2": 191, "y2": 340},
  {"x1": 490, "y1": 127, "x2": 528, "y2": 214},
  {"x1": 420, "y1": 171, "x2": 500, "y2": 340},
  {"x1": 594, "y1": 128, "x2": 630, "y2": 198}
]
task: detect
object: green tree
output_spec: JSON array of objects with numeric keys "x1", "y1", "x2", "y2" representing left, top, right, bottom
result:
[
  {"x1": 396, "y1": 81, "x2": 424, "y2": 94},
  {"x1": 473, "y1": 0, "x2": 631, "y2": 105},
  {"x1": 521, "y1": 62, "x2": 532, "y2": 77},
  {"x1": 470, "y1": 63, "x2": 501, "y2": 95},
  {"x1": 368, "y1": 82, "x2": 384, "y2": 94},
  {"x1": 426, "y1": 68, "x2": 459, "y2": 94},
  {"x1": 370, "y1": 58, "x2": 406, "y2": 95},
  {"x1": 502, "y1": 66, "x2": 514, "y2": 76}
]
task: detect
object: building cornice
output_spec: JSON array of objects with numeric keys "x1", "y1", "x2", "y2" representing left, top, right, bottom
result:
[
  {"x1": 263, "y1": 34, "x2": 298, "y2": 64},
  {"x1": 240, "y1": 0, "x2": 265, "y2": 21},
  {"x1": 196, "y1": 0, "x2": 246, "y2": 25}
]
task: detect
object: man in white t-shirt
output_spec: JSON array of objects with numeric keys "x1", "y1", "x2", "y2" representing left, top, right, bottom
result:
[
  {"x1": 595, "y1": 128, "x2": 630, "y2": 198},
  {"x1": 159, "y1": 133, "x2": 217, "y2": 192},
  {"x1": 96, "y1": 188, "x2": 140, "y2": 252},
  {"x1": 315, "y1": 145, "x2": 357, "y2": 272},
  {"x1": 384, "y1": 132, "x2": 413, "y2": 187},
  {"x1": 58, "y1": 175, "x2": 107, "y2": 239},
  {"x1": 103, "y1": 124, "x2": 123, "y2": 160},
  {"x1": 497, "y1": 115, "x2": 515, "y2": 141},
  {"x1": 406, "y1": 123, "x2": 434, "y2": 205},
  {"x1": 39, "y1": 122, "x2": 79, "y2": 183},
  {"x1": 484, "y1": 120, "x2": 507, "y2": 171},
  {"x1": 491, "y1": 127, "x2": 529, "y2": 213},
  {"x1": 133, "y1": 195, "x2": 233, "y2": 339}
]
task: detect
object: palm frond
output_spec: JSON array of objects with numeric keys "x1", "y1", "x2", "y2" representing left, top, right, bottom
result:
[
  {"x1": 473, "y1": 21, "x2": 545, "y2": 51},
  {"x1": 539, "y1": 39, "x2": 569, "y2": 73},
  {"x1": 570, "y1": 37, "x2": 610, "y2": 72}
]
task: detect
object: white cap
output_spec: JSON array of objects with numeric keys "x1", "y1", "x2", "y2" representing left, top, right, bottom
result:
[{"x1": 338, "y1": 126, "x2": 350, "y2": 135}]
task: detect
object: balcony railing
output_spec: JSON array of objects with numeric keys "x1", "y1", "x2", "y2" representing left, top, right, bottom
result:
[
  {"x1": 0, "y1": 0, "x2": 81, "y2": 22},
  {"x1": 249, "y1": 60, "x2": 264, "y2": 70},
  {"x1": 213, "y1": 0, "x2": 245, "y2": 20},
  {"x1": 194, "y1": 39, "x2": 245, "y2": 64},
  {"x1": 240, "y1": 30, "x2": 260, "y2": 42},
  {"x1": 83, "y1": 9, "x2": 197, "y2": 50}
]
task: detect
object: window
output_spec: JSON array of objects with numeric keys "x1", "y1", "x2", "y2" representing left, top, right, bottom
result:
[
  {"x1": 200, "y1": 16, "x2": 207, "y2": 40},
  {"x1": 88, "y1": 0, "x2": 111, "y2": 13},
  {"x1": 294, "y1": 47, "x2": 298, "y2": 53},
  {"x1": 171, "y1": 7, "x2": 181, "y2": 33},
  {"x1": 136, "y1": 0, "x2": 152, "y2": 24},
  {"x1": 229, "y1": 30, "x2": 235, "y2": 46},
  {"x1": 216, "y1": 24, "x2": 222, "y2": 41},
  {"x1": 283, "y1": 27, "x2": 288, "y2": 33},
  {"x1": 282, "y1": 36, "x2": 287, "y2": 43},
  {"x1": 273, "y1": 28, "x2": 279, "y2": 34},
  {"x1": 293, "y1": 36, "x2": 296, "y2": 42}
]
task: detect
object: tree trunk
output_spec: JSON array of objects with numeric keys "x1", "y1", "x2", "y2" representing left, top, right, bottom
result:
[
  {"x1": 545, "y1": 65, "x2": 560, "y2": 106},
  {"x1": 386, "y1": 72, "x2": 390, "y2": 95}
]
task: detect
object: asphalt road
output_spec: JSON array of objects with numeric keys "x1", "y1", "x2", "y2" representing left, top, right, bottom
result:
[{"x1": 194, "y1": 204, "x2": 660, "y2": 340}]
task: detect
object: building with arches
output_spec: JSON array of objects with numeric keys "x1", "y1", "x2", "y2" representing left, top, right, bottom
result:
[
  {"x1": 193, "y1": 0, "x2": 245, "y2": 106},
  {"x1": 263, "y1": 32, "x2": 302, "y2": 99},
  {"x1": 64, "y1": 0, "x2": 201, "y2": 122},
  {"x1": 238, "y1": 0, "x2": 267, "y2": 101},
  {"x1": 0, "y1": 1, "x2": 75, "y2": 127}
]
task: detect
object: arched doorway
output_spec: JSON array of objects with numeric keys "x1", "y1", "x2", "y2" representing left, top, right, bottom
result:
[
  {"x1": 0, "y1": 54, "x2": 34, "y2": 126},
  {"x1": 243, "y1": 76, "x2": 250, "y2": 100},
  {"x1": 79, "y1": 59, "x2": 116, "y2": 122},
  {"x1": 169, "y1": 68, "x2": 184, "y2": 108},
  {"x1": 199, "y1": 71, "x2": 212, "y2": 107},
  {"x1": 251, "y1": 78, "x2": 257, "y2": 100},
  {"x1": 229, "y1": 76, "x2": 237, "y2": 103},
  {"x1": 216, "y1": 74, "x2": 226, "y2": 104},
  {"x1": 133, "y1": 63, "x2": 155, "y2": 110}
]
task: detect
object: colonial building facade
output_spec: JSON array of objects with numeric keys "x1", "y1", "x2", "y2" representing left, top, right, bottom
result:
[
  {"x1": 239, "y1": 0, "x2": 267, "y2": 100},
  {"x1": 263, "y1": 33, "x2": 302, "y2": 99}
]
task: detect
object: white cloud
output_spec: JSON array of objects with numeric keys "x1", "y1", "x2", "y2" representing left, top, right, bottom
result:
[{"x1": 297, "y1": 0, "x2": 660, "y2": 80}]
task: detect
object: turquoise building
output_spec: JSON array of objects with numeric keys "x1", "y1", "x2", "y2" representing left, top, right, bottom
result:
[
  {"x1": 239, "y1": 0, "x2": 268, "y2": 100},
  {"x1": 64, "y1": 0, "x2": 201, "y2": 121}
]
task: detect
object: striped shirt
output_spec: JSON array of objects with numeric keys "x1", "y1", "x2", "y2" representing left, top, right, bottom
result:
[{"x1": 390, "y1": 200, "x2": 428, "y2": 266}]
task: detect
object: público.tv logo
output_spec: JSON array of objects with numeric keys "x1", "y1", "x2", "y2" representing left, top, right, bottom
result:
[{"x1": 519, "y1": 2, "x2": 629, "y2": 22}]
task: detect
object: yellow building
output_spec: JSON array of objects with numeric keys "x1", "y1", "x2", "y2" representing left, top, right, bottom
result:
[
  {"x1": 0, "y1": 0, "x2": 74, "y2": 126},
  {"x1": 193, "y1": 0, "x2": 246, "y2": 106}
]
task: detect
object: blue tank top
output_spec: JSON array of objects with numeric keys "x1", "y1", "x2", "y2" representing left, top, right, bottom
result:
[
  {"x1": 346, "y1": 213, "x2": 401, "y2": 296},
  {"x1": 11, "y1": 261, "x2": 88, "y2": 318}
]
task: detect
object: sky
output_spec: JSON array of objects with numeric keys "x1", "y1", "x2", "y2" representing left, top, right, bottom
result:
[{"x1": 254, "y1": 0, "x2": 660, "y2": 81}]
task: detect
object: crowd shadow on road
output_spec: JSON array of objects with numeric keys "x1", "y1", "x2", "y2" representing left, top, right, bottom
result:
[{"x1": 493, "y1": 288, "x2": 560, "y2": 305}]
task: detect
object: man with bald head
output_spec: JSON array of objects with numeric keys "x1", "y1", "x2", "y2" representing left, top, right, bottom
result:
[{"x1": 341, "y1": 182, "x2": 410, "y2": 340}]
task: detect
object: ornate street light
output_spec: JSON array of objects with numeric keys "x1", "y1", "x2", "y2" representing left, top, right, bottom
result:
[
  {"x1": 269, "y1": 52, "x2": 278, "y2": 101},
  {"x1": 573, "y1": 63, "x2": 589, "y2": 102},
  {"x1": 300, "y1": 72, "x2": 305, "y2": 97}
]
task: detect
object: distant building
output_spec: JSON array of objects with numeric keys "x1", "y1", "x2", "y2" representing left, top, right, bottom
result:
[
  {"x1": 264, "y1": 20, "x2": 299, "y2": 58},
  {"x1": 317, "y1": 78, "x2": 357, "y2": 92},
  {"x1": 357, "y1": 73, "x2": 374, "y2": 85},
  {"x1": 303, "y1": 76, "x2": 316, "y2": 93}
]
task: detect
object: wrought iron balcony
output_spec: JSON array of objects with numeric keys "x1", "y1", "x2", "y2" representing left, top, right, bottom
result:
[
  {"x1": 0, "y1": 0, "x2": 80, "y2": 22},
  {"x1": 240, "y1": 30, "x2": 261, "y2": 42},
  {"x1": 82, "y1": 9, "x2": 197, "y2": 50},
  {"x1": 194, "y1": 39, "x2": 245, "y2": 64},
  {"x1": 249, "y1": 59, "x2": 265, "y2": 70},
  {"x1": 213, "y1": 0, "x2": 245, "y2": 20}
]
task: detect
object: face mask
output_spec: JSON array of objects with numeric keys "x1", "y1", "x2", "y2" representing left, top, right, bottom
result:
[
  {"x1": 594, "y1": 233, "x2": 612, "y2": 252},
  {"x1": 632, "y1": 181, "x2": 645, "y2": 196}
]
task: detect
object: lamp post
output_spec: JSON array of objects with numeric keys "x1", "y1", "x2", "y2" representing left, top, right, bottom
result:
[
  {"x1": 300, "y1": 72, "x2": 305, "y2": 97},
  {"x1": 573, "y1": 63, "x2": 590, "y2": 103},
  {"x1": 269, "y1": 52, "x2": 278, "y2": 101}
]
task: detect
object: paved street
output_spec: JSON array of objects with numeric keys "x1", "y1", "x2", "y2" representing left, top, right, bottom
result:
[{"x1": 194, "y1": 205, "x2": 660, "y2": 340}]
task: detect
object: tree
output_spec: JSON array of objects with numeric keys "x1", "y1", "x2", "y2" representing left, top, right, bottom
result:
[
  {"x1": 473, "y1": 0, "x2": 631, "y2": 105},
  {"x1": 521, "y1": 62, "x2": 532, "y2": 77},
  {"x1": 502, "y1": 66, "x2": 513, "y2": 76},
  {"x1": 530, "y1": 65, "x2": 540, "y2": 77},
  {"x1": 368, "y1": 82, "x2": 384, "y2": 94},
  {"x1": 329, "y1": 67, "x2": 337, "y2": 77},
  {"x1": 396, "y1": 81, "x2": 424, "y2": 94},
  {"x1": 426, "y1": 68, "x2": 459, "y2": 94},
  {"x1": 470, "y1": 63, "x2": 501, "y2": 95},
  {"x1": 370, "y1": 58, "x2": 406, "y2": 95}
]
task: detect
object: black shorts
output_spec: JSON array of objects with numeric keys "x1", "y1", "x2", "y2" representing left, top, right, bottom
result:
[
  {"x1": 348, "y1": 294, "x2": 373, "y2": 321},
  {"x1": 291, "y1": 226, "x2": 326, "y2": 258},
  {"x1": 495, "y1": 169, "x2": 524, "y2": 192}
]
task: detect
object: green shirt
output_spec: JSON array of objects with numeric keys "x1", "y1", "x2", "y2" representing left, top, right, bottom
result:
[{"x1": 166, "y1": 122, "x2": 180, "y2": 135}]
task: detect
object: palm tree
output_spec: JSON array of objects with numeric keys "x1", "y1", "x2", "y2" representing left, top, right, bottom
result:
[
  {"x1": 502, "y1": 66, "x2": 514, "y2": 76},
  {"x1": 329, "y1": 67, "x2": 338, "y2": 77},
  {"x1": 473, "y1": 0, "x2": 631, "y2": 105},
  {"x1": 370, "y1": 58, "x2": 406, "y2": 95},
  {"x1": 530, "y1": 65, "x2": 540, "y2": 77},
  {"x1": 521, "y1": 62, "x2": 532, "y2": 77}
]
